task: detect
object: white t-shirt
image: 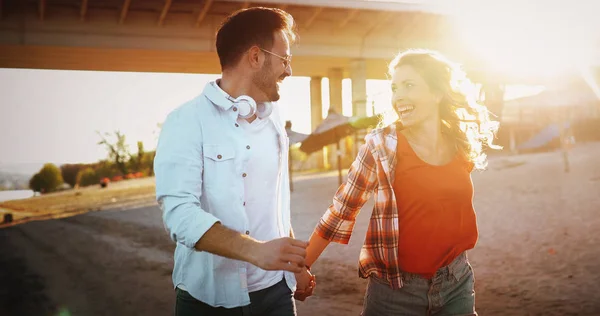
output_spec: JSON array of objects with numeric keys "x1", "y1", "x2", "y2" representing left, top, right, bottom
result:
[{"x1": 238, "y1": 116, "x2": 284, "y2": 292}]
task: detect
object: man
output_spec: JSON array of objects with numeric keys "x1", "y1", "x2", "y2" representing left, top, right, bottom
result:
[{"x1": 154, "y1": 7, "x2": 314, "y2": 316}]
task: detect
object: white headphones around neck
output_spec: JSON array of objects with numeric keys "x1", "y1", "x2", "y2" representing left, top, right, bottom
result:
[{"x1": 211, "y1": 81, "x2": 273, "y2": 119}]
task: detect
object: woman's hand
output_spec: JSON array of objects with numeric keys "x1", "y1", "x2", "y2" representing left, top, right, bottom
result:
[{"x1": 294, "y1": 267, "x2": 316, "y2": 301}]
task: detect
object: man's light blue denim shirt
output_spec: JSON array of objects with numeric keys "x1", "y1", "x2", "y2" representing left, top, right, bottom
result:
[{"x1": 154, "y1": 81, "x2": 296, "y2": 308}]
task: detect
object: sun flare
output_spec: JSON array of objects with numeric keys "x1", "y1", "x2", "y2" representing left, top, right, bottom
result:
[{"x1": 447, "y1": 0, "x2": 599, "y2": 79}]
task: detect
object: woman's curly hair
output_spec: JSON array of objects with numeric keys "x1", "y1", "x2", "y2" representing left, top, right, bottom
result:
[{"x1": 387, "y1": 49, "x2": 502, "y2": 170}]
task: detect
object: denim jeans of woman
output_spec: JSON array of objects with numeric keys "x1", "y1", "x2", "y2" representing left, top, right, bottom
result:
[{"x1": 361, "y1": 252, "x2": 477, "y2": 316}]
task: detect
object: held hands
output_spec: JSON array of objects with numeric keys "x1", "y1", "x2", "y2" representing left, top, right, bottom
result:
[
  {"x1": 248, "y1": 236, "x2": 315, "y2": 300},
  {"x1": 294, "y1": 267, "x2": 316, "y2": 301},
  {"x1": 252, "y1": 237, "x2": 308, "y2": 273}
]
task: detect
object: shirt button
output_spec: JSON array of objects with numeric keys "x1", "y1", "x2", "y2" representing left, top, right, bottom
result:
[
  {"x1": 245, "y1": 230, "x2": 250, "y2": 235},
  {"x1": 233, "y1": 107, "x2": 238, "y2": 112},
  {"x1": 246, "y1": 145, "x2": 250, "y2": 150},
  {"x1": 235, "y1": 123, "x2": 239, "y2": 127},
  {"x1": 242, "y1": 173, "x2": 247, "y2": 177},
  {"x1": 243, "y1": 202, "x2": 246, "y2": 206},
  {"x1": 217, "y1": 154, "x2": 222, "y2": 159}
]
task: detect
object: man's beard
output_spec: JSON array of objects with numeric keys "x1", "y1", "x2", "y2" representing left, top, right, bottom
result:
[{"x1": 253, "y1": 59, "x2": 280, "y2": 102}]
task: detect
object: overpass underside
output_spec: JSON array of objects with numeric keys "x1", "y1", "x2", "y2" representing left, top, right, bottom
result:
[{"x1": 0, "y1": 0, "x2": 458, "y2": 74}]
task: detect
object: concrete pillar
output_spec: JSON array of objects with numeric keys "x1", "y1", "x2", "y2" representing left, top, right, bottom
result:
[
  {"x1": 327, "y1": 67, "x2": 344, "y2": 169},
  {"x1": 328, "y1": 67, "x2": 344, "y2": 114},
  {"x1": 350, "y1": 59, "x2": 368, "y2": 158},
  {"x1": 310, "y1": 76, "x2": 325, "y2": 169},
  {"x1": 350, "y1": 59, "x2": 367, "y2": 118},
  {"x1": 310, "y1": 76, "x2": 323, "y2": 131}
]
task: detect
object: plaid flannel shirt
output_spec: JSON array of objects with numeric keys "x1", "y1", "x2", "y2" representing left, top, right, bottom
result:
[{"x1": 315, "y1": 123, "x2": 408, "y2": 289}]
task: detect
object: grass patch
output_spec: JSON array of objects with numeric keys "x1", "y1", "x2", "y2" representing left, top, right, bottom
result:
[{"x1": 0, "y1": 180, "x2": 156, "y2": 228}]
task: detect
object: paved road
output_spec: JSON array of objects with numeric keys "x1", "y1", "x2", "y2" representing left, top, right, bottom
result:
[
  {"x1": 0, "y1": 169, "x2": 369, "y2": 316},
  {"x1": 2, "y1": 143, "x2": 600, "y2": 316}
]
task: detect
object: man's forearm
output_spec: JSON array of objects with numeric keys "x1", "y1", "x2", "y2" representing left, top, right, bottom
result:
[{"x1": 194, "y1": 222, "x2": 260, "y2": 265}]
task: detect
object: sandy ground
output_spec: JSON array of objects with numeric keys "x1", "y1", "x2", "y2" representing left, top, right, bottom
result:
[{"x1": 1, "y1": 142, "x2": 600, "y2": 315}]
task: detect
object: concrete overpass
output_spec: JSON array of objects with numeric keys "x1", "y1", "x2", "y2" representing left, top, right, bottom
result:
[
  {"x1": 0, "y1": 0, "x2": 470, "y2": 118},
  {"x1": 0, "y1": 2, "x2": 466, "y2": 164},
  {"x1": 1, "y1": 0, "x2": 598, "y2": 143}
]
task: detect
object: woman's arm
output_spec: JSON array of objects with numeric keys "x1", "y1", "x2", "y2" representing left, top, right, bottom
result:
[
  {"x1": 295, "y1": 143, "x2": 378, "y2": 300},
  {"x1": 306, "y1": 142, "x2": 379, "y2": 267},
  {"x1": 305, "y1": 232, "x2": 331, "y2": 268}
]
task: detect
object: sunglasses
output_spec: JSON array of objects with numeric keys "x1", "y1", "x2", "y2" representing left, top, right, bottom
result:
[{"x1": 259, "y1": 47, "x2": 292, "y2": 68}]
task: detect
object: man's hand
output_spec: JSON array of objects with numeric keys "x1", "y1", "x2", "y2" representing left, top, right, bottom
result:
[
  {"x1": 294, "y1": 267, "x2": 316, "y2": 301},
  {"x1": 250, "y1": 237, "x2": 308, "y2": 273}
]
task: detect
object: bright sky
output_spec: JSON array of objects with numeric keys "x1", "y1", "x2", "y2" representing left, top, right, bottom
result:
[{"x1": 0, "y1": 68, "x2": 398, "y2": 165}]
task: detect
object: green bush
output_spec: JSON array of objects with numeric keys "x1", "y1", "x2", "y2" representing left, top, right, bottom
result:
[
  {"x1": 29, "y1": 173, "x2": 44, "y2": 193},
  {"x1": 140, "y1": 151, "x2": 155, "y2": 176},
  {"x1": 77, "y1": 167, "x2": 100, "y2": 187},
  {"x1": 60, "y1": 163, "x2": 84, "y2": 188},
  {"x1": 29, "y1": 163, "x2": 64, "y2": 193},
  {"x1": 94, "y1": 161, "x2": 118, "y2": 179}
]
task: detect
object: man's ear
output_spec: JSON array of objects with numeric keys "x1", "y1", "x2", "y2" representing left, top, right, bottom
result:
[{"x1": 247, "y1": 46, "x2": 263, "y2": 69}]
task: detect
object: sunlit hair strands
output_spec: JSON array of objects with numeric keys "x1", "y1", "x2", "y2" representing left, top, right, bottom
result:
[{"x1": 387, "y1": 49, "x2": 502, "y2": 170}]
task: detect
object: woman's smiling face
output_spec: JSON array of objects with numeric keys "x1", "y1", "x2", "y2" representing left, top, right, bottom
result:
[{"x1": 391, "y1": 64, "x2": 442, "y2": 128}]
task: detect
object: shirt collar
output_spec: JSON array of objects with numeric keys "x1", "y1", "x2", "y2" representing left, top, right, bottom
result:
[
  {"x1": 202, "y1": 79, "x2": 236, "y2": 112},
  {"x1": 203, "y1": 79, "x2": 280, "y2": 122}
]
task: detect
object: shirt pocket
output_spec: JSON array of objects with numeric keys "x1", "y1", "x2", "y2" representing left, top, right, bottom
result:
[{"x1": 202, "y1": 144, "x2": 237, "y2": 189}]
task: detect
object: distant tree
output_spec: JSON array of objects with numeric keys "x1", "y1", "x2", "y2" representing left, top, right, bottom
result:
[
  {"x1": 94, "y1": 160, "x2": 118, "y2": 179},
  {"x1": 29, "y1": 163, "x2": 64, "y2": 193},
  {"x1": 144, "y1": 150, "x2": 156, "y2": 176},
  {"x1": 29, "y1": 173, "x2": 44, "y2": 192},
  {"x1": 136, "y1": 141, "x2": 144, "y2": 166},
  {"x1": 127, "y1": 141, "x2": 145, "y2": 173},
  {"x1": 60, "y1": 163, "x2": 84, "y2": 188},
  {"x1": 76, "y1": 167, "x2": 100, "y2": 187},
  {"x1": 97, "y1": 130, "x2": 130, "y2": 175}
]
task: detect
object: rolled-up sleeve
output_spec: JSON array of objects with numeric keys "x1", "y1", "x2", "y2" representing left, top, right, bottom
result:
[
  {"x1": 315, "y1": 143, "x2": 378, "y2": 244},
  {"x1": 154, "y1": 106, "x2": 220, "y2": 249}
]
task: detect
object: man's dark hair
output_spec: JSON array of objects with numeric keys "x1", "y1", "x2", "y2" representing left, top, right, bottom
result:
[{"x1": 216, "y1": 7, "x2": 297, "y2": 71}]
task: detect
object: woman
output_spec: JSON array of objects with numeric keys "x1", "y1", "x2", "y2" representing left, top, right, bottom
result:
[{"x1": 297, "y1": 49, "x2": 500, "y2": 315}]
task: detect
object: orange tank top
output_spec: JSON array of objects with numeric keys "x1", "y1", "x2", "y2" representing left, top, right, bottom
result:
[{"x1": 393, "y1": 132, "x2": 478, "y2": 279}]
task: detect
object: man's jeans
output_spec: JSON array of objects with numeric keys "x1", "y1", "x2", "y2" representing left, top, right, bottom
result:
[
  {"x1": 362, "y1": 252, "x2": 477, "y2": 316},
  {"x1": 175, "y1": 278, "x2": 296, "y2": 316}
]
